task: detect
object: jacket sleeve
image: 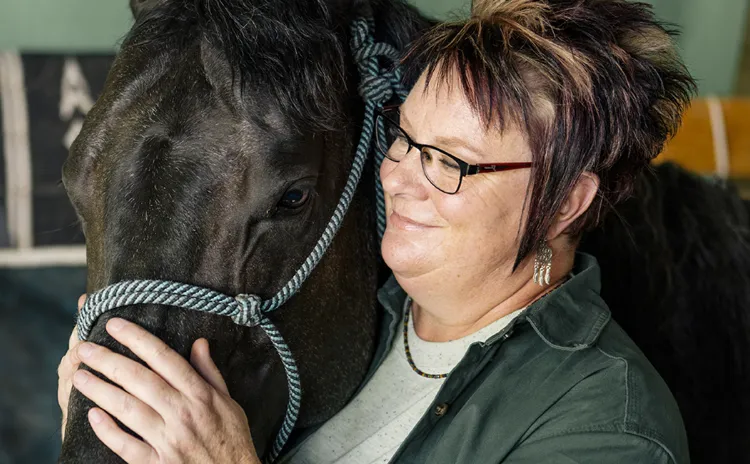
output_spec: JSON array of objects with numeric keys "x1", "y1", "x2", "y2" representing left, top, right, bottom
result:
[{"x1": 501, "y1": 431, "x2": 679, "y2": 464}]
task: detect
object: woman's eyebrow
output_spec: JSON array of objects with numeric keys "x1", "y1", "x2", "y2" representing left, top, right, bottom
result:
[
  {"x1": 406, "y1": 107, "x2": 484, "y2": 159},
  {"x1": 433, "y1": 135, "x2": 484, "y2": 159},
  {"x1": 401, "y1": 110, "x2": 485, "y2": 160}
]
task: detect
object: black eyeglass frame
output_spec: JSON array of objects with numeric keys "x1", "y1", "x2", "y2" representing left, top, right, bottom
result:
[{"x1": 374, "y1": 105, "x2": 533, "y2": 194}]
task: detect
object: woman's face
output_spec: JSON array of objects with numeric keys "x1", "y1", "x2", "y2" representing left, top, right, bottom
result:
[{"x1": 380, "y1": 71, "x2": 533, "y2": 285}]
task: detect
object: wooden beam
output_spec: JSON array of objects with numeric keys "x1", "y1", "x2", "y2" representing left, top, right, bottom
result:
[{"x1": 656, "y1": 98, "x2": 750, "y2": 178}]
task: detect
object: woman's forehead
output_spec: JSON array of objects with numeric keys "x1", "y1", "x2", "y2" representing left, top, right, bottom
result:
[{"x1": 401, "y1": 72, "x2": 531, "y2": 161}]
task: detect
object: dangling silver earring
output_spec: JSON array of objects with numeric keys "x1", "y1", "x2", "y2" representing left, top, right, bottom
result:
[{"x1": 533, "y1": 240, "x2": 553, "y2": 286}]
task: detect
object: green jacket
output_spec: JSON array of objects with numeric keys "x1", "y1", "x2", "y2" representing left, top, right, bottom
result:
[{"x1": 284, "y1": 253, "x2": 689, "y2": 463}]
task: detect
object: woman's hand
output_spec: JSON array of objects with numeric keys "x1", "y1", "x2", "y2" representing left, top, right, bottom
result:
[
  {"x1": 68, "y1": 315, "x2": 260, "y2": 464},
  {"x1": 58, "y1": 294, "x2": 86, "y2": 441}
]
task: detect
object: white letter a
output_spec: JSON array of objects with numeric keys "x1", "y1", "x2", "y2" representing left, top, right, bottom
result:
[{"x1": 59, "y1": 58, "x2": 94, "y2": 121}]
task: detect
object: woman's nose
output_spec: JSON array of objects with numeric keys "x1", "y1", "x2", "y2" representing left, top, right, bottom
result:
[{"x1": 380, "y1": 146, "x2": 426, "y2": 196}]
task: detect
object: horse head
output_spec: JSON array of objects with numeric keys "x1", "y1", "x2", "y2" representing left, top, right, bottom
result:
[{"x1": 60, "y1": 1, "x2": 428, "y2": 461}]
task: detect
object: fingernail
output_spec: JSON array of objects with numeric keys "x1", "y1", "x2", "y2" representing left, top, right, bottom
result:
[
  {"x1": 108, "y1": 318, "x2": 126, "y2": 332},
  {"x1": 73, "y1": 370, "x2": 90, "y2": 386},
  {"x1": 89, "y1": 408, "x2": 104, "y2": 425},
  {"x1": 78, "y1": 343, "x2": 93, "y2": 358}
]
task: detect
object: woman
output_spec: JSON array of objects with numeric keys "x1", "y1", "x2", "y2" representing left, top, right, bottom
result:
[{"x1": 57, "y1": 0, "x2": 695, "y2": 462}]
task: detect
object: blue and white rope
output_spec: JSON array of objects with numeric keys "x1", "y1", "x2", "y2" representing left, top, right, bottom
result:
[
  {"x1": 349, "y1": 18, "x2": 408, "y2": 239},
  {"x1": 76, "y1": 16, "x2": 406, "y2": 464},
  {"x1": 76, "y1": 281, "x2": 299, "y2": 462}
]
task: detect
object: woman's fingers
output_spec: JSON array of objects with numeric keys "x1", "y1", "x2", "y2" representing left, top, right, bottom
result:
[
  {"x1": 104, "y1": 319, "x2": 209, "y2": 398},
  {"x1": 68, "y1": 324, "x2": 79, "y2": 349},
  {"x1": 59, "y1": 325, "x2": 83, "y2": 441},
  {"x1": 190, "y1": 339, "x2": 230, "y2": 395},
  {"x1": 73, "y1": 369, "x2": 164, "y2": 439},
  {"x1": 87, "y1": 407, "x2": 158, "y2": 464},
  {"x1": 59, "y1": 331, "x2": 82, "y2": 394},
  {"x1": 75, "y1": 319, "x2": 259, "y2": 463},
  {"x1": 61, "y1": 293, "x2": 86, "y2": 440},
  {"x1": 75, "y1": 341, "x2": 177, "y2": 414}
]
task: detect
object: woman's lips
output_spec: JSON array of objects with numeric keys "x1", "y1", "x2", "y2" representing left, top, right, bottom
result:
[{"x1": 389, "y1": 211, "x2": 436, "y2": 231}]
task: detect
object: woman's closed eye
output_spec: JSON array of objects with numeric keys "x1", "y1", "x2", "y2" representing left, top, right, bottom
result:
[{"x1": 439, "y1": 157, "x2": 460, "y2": 171}]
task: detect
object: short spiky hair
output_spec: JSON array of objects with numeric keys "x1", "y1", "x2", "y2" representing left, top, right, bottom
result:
[{"x1": 401, "y1": 0, "x2": 696, "y2": 267}]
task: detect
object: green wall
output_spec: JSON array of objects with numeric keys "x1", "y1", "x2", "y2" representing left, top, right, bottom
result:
[
  {"x1": 0, "y1": 0, "x2": 746, "y2": 95},
  {"x1": 0, "y1": 0, "x2": 133, "y2": 52},
  {"x1": 0, "y1": 0, "x2": 469, "y2": 52},
  {"x1": 410, "y1": 0, "x2": 471, "y2": 19},
  {"x1": 650, "y1": 0, "x2": 749, "y2": 95}
]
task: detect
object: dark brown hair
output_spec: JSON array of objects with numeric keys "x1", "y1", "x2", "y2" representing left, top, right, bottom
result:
[{"x1": 401, "y1": 0, "x2": 696, "y2": 267}]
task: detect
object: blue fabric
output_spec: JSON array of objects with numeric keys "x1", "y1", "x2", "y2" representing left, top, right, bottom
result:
[{"x1": 0, "y1": 267, "x2": 86, "y2": 464}]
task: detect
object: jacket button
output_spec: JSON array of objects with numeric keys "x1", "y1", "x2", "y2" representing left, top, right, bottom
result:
[{"x1": 434, "y1": 403, "x2": 449, "y2": 417}]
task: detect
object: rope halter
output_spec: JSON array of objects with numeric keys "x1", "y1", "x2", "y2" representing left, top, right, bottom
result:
[
  {"x1": 350, "y1": 17, "x2": 407, "y2": 239},
  {"x1": 76, "y1": 16, "x2": 406, "y2": 464}
]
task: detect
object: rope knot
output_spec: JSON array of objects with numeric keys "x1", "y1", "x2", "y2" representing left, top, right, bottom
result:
[
  {"x1": 350, "y1": 19, "x2": 405, "y2": 105},
  {"x1": 233, "y1": 294, "x2": 263, "y2": 327},
  {"x1": 358, "y1": 74, "x2": 394, "y2": 105}
]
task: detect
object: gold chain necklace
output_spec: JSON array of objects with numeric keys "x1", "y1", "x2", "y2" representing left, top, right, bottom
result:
[{"x1": 402, "y1": 306, "x2": 449, "y2": 379}]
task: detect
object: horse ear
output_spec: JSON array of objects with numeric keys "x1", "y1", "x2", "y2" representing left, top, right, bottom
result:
[{"x1": 130, "y1": 0, "x2": 163, "y2": 18}]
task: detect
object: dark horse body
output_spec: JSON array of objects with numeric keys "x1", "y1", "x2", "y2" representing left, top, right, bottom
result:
[
  {"x1": 61, "y1": 0, "x2": 749, "y2": 462},
  {"x1": 582, "y1": 164, "x2": 750, "y2": 463}
]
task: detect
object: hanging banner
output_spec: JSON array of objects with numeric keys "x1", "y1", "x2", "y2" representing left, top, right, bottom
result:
[{"x1": 0, "y1": 52, "x2": 114, "y2": 267}]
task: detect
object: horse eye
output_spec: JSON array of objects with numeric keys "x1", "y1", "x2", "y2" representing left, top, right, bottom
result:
[{"x1": 278, "y1": 188, "x2": 310, "y2": 209}]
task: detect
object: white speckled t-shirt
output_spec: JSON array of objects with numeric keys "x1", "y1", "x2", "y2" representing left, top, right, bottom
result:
[{"x1": 283, "y1": 298, "x2": 525, "y2": 464}]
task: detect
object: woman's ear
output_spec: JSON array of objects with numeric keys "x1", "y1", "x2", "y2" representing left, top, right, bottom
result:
[
  {"x1": 547, "y1": 172, "x2": 600, "y2": 241},
  {"x1": 130, "y1": 0, "x2": 163, "y2": 19}
]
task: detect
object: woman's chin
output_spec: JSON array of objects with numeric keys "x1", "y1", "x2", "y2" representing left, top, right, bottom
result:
[{"x1": 380, "y1": 231, "x2": 434, "y2": 278}]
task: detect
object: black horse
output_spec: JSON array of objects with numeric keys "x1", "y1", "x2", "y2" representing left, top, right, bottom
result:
[
  {"x1": 60, "y1": 0, "x2": 429, "y2": 461},
  {"x1": 60, "y1": 0, "x2": 750, "y2": 462},
  {"x1": 582, "y1": 163, "x2": 750, "y2": 463}
]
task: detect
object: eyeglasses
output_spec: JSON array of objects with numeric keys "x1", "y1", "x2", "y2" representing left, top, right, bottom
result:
[{"x1": 374, "y1": 106, "x2": 533, "y2": 194}]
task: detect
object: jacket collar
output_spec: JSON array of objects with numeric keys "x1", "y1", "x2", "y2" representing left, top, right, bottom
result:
[
  {"x1": 522, "y1": 252, "x2": 611, "y2": 350},
  {"x1": 376, "y1": 252, "x2": 611, "y2": 351}
]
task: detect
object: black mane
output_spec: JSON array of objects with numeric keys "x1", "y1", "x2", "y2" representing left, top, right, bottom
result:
[
  {"x1": 124, "y1": 0, "x2": 431, "y2": 132},
  {"x1": 127, "y1": 0, "x2": 349, "y2": 131}
]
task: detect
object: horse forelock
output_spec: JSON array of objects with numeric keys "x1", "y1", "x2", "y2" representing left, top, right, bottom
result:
[{"x1": 124, "y1": 0, "x2": 351, "y2": 133}]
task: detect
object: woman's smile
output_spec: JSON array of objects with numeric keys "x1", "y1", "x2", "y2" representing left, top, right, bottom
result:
[{"x1": 389, "y1": 211, "x2": 437, "y2": 231}]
